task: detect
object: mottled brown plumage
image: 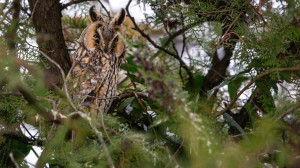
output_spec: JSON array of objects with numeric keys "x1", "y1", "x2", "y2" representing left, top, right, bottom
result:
[{"x1": 66, "y1": 6, "x2": 126, "y2": 117}]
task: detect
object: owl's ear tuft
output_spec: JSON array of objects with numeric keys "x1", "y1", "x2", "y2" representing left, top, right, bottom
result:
[
  {"x1": 89, "y1": 5, "x2": 103, "y2": 22},
  {"x1": 112, "y1": 8, "x2": 125, "y2": 26}
]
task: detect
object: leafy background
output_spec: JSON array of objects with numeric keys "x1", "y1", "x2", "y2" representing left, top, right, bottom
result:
[{"x1": 0, "y1": 0, "x2": 300, "y2": 167}]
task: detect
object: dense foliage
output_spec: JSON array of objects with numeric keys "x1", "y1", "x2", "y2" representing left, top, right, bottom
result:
[{"x1": 0, "y1": 0, "x2": 300, "y2": 167}]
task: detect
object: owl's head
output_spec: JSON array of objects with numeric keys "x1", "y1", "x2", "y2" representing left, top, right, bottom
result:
[{"x1": 81, "y1": 6, "x2": 126, "y2": 55}]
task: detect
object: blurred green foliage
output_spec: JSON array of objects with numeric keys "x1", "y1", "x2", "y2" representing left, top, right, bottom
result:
[{"x1": 0, "y1": 0, "x2": 300, "y2": 167}]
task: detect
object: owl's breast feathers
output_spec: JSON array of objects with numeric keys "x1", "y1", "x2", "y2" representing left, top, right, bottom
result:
[{"x1": 66, "y1": 44, "x2": 124, "y2": 113}]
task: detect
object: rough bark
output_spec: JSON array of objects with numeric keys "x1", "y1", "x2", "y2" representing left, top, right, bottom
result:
[
  {"x1": 28, "y1": 0, "x2": 72, "y2": 87},
  {"x1": 200, "y1": 42, "x2": 236, "y2": 96}
]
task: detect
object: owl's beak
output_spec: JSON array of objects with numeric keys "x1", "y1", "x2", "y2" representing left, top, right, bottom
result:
[{"x1": 104, "y1": 45, "x2": 108, "y2": 53}]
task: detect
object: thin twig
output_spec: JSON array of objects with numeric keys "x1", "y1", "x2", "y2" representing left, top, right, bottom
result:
[
  {"x1": 165, "y1": 140, "x2": 184, "y2": 167},
  {"x1": 161, "y1": 21, "x2": 200, "y2": 49},
  {"x1": 9, "y1": 152, "x2": 20, "y2": 168},
  {"x1": 69, "y1": 112, "x2": 115, "y2": 168},
  {"x1": 162, "y1": 8, "x2": 186, "y2": 87},
  {"x1": 97, "y1": 0, "x2": 111, "y2": 20},
  {"x1": 107, "y1": 91, "x2": 148, "y2": 113},
  {"x1": 230, "y1": 132, "x2": 253, "y2": 138},
  {"x1": 28, "y1": 0, "x2": 39, "y2": 25},
  {"x1": 247, "y1": 0, "x2": 267, "y2": 24},
  {"x1": 278, "y1": 83, "x2": 297, "y2": 99},
  {"x1": 47, "y1": 122, "x2": 58, "y2": 141},
  {"x1": 94, "y1": 95, "x2": 113, "y2": 144},
  {"x1": 217, "y1": 32, "x2": 248, "y2": 49},
  {"x1": 125, "y1": 0, "x2": 194, "y2": 90},
  {"x1": 224, "y1": 13, "x2": 242, "y2": 36},
  {"x1": 20, "y1": 122, "x2": 37, "y2": 141},
  {"x1": 118, "y1": 75, "x2": 129, "y2": 85},
  {"x1": 216, "y1": 13, "x2": 242, "y2": 48},
  {"x1": 0, "y1": 128, "x2": 43, "y2": 146},
  {"x1": 197, "y1": 9, "x2": 235, "y2": 15},
  {"x1": 258, "y1": 0, "x2": 263, "y2": 15},
  {"x1": 0, "y1": 92, "x2": 22, "y2": 96},
  {"x1": 230, "y1": 32, "x2": 248, "y2": 48},
  {"x1": 61, "y1": 0, "x2": 93, "y2": 10},
  {"x1": 21, "y1": 47, "x2": 78, "y2": 111},
  {"x1": 215, "y1": 66, "x2": 300, "y2": 117},
  {"x1": 276, "y1": 104, "x2": 300, "y2": 122}
]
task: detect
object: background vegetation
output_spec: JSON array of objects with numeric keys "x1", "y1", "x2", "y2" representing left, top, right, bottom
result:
[{"x1": 0, "y1": 0, "x2": 300, "y2": 167}]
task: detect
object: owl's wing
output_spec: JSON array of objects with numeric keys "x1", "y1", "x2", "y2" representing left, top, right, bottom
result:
[{"x1": 67, "y1": 50, "x2": 107, "y2": 106}]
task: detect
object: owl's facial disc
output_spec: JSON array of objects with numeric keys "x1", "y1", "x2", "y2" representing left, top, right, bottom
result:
[
  {"x1": 84, "y1": 22, "x2": 102, "y2": 51},
  {"x1": 83, "y1": 8, "x2": 125, "y2": 53}
]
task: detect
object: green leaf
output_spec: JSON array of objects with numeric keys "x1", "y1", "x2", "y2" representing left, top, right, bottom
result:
[
  {"x1": 151, "y1": 114, "x2": 169, "y2": 127},
  {"x1": 186, "y1": 74, "x2": 204, "y2": 94},
  {"x1": 11, "y1": 140, "x2": 31, "y2": 163},
  {"x1": 228, "y1": 76, "x2": 248, "y2": 100},
  {"x1": 117, "y1": 97, "x2": 135, "y2": 112},
  {"x1": 279, "y1": 71, "x2": 292, "y2": 83},
  {"x1": 223, "y1": 113, "x2": 249, "y2": 141},
  {"x1": 228, "y1": 84, "x2": 236, "y2": 100}
]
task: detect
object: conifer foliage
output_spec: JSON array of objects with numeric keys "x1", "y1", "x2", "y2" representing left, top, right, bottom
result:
[{"x1": 0, "y1": 0, "x2": 300, "y2": 167}]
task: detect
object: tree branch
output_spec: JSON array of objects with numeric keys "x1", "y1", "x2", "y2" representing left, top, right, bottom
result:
[
  {"x1": 276, "y1": 104, "x2": 300, "y2": 122},
  {"x1": 21, "y1": 47, "x2": 78, "y2": 112},
  {"x1": 9, "y1": 152, "x2": 20, "y2": 168},
  {"x1": 125, "y1": 0, "x2": 194, "y2": 90},
  {"x1": 216, "y1": 66, "x2": 300, "y2": 117},
  {"x1": 97, "y1": 0, "x2": 111, "y2": 19},
  {"x1": 107, "y1": 91, "x2": 148, "y2": 114},
  {"x1": 0, "y1": 128, "x2": 43, "y2": 146},
  {"x1": 61, "y1": 0, "x2": 93, "y2": 10}
]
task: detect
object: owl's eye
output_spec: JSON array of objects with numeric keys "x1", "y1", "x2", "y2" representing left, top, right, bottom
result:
[{"x1": 93, "y1": 34, "x2": 99, "y2": 39}]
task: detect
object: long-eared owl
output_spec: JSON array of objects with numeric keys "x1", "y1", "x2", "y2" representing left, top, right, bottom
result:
[{"x1": 66, "y1": 6, "x2": 126, "y2": 117}]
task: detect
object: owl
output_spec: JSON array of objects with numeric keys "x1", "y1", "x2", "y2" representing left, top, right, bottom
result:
[{"x1": 66, "y1": 6, "x2": 126, "y2": 117}]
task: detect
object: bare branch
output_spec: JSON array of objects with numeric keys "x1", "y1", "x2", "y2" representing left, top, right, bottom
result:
[
  {"x1": 28, "y1": 0, "x2": 39, "y2": 25},
  {"x1": 61, "y1": 0, "x2": 93, "y2": 10},
  {"x1": 247, "y1": 0, "x2": 267, "y2": 24},
  {"x1": 107, "y1": 91, "x2": 148, "y2": 114},
  {"x1": 97, "y1": 0, "x2": 111, "y2": 19},
  {"x1": 9, "y1": 152, "x2": 20, "y2": 168},
  {"x1": 20, "y1": 122, "x2": 37, "y2": 141},
  {"x1": 216, "y1": 13, "x2": 242, "y2": 48},
  {"x1": 0, "y1": 128, "x2": 43, "y2": 146},
  {"x1": 125, "y1": 0, "x2": 194, "y2": 90},
  {"x1": 276, "y1": 104, "x2": 300, "y2": 122},
  {"x1": 216, "y1": 66, "x2": 300, "y2": 117},
  {"x1": 118, "y1": 75, "x2": 129, "y2": 85},
  {"x1": 0, "y1": 92, "x2": 22, "y2": 97}
]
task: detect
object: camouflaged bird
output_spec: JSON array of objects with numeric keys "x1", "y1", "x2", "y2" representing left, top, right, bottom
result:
[{"x1": 66, "y1": 6, "x2": 126, "y2": 117}]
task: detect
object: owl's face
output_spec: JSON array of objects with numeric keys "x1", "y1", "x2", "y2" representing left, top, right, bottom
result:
[{"x1": 83, "y1": 6, "x2": 125, "y2": 54}]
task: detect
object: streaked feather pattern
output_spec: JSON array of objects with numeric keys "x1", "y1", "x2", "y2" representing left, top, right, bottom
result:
[{"x1": 66, "y1": 6, "x2": 126, "y2": 117}]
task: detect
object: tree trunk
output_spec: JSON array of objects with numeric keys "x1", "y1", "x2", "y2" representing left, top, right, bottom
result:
[{"x1": 28, "y1": 0, "x2": 71, "y2": 87}]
